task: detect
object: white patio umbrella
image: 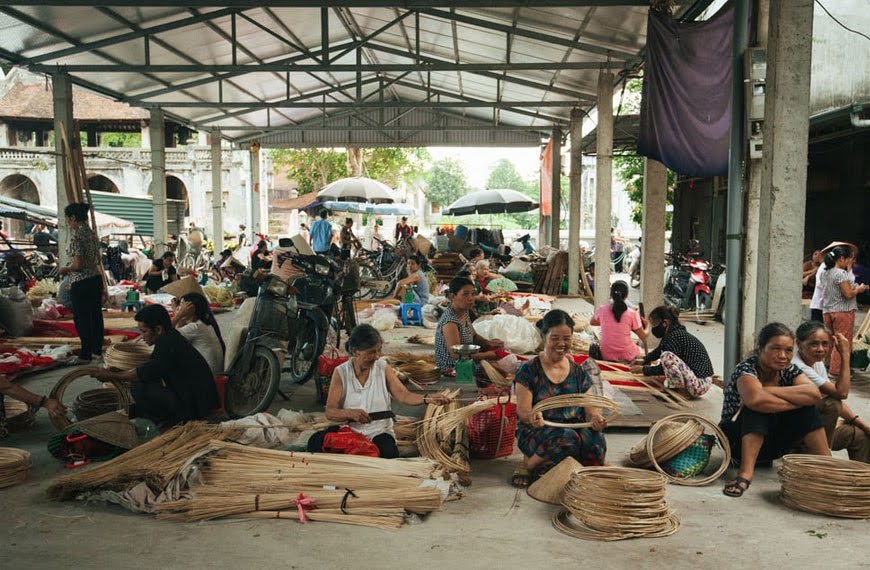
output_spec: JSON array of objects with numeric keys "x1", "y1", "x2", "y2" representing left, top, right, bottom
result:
[
  {"x1": 317, "y1": 176, "x2": 399, "y2": 204},
  {"x1": 441, "y1": 188, "x2": 539, "y2": 216}
]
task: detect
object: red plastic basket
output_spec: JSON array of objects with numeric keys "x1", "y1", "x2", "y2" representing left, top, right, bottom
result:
[{"x1": 468, "y1": 389, "x2": 517, "y2": 459}]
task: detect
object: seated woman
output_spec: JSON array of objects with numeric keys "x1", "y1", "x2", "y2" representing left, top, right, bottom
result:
[
  {"x1": 434, "y1": 277, "x2": 504, "y2": 380},
  {"x1": 590, "y1": 281, "x2": 648, "y2": 362},
  {"x1": 459, "y1": 264, "x2": 497, "y2": 316},
  {"x1": 512, "y1": 309, "x2": 608, "y2": 488},
  {"x1": 250, "y1": 240, "x2": 272, "y2": 272},
  {"x1": 629, "y1": 305, "x2": 714, "y2": 398},
  {"x1": 171, "y1": 293, "x2": 225, "y2": 376},
  {"x1": 792, "y1": 321, "x2": 869, "y2": 463},
  {"x1": 393, "y1": 254, "x2": 430, "y2": 304},
  {"x1": 308, "y1": 325, "x2": 449, "y2": 458},
  {"x1": 1, "y1": 376, "x2": 66, "y2": 438},
  {"x1": 719, "y1": 322, "x2": 829, "y2": 498}
]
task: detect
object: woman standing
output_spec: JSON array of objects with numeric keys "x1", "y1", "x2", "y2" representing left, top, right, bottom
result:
[
  {"x1": 820, "y1": 245, "x2": 868, "y2": 376},
  {"x1": 590, "y1": 281, "x2": 648, "y2": 362},
  {"x1": 719, "y1": 323, "x2": 828, "y2": 498},
  {"x1": 58, "y1": 203, "x2": 104, "y2": 363},
  {"x1": 512, "y1": 310, "x2": 608, "y2": 487},
  {"x1": 434, "y1": 277, "x2": 504, "y2": 377},
  {"x1": 308, "y1": 325, "x2": 450, "y2": 458},
  {"x1": 630, "y1": 305, "x2": 714, "y2": 398}
]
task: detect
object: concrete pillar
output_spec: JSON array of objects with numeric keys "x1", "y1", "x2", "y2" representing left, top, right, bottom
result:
[
  {"x1": 140, "y1": 121, "x2": 150, "y2": 147},
  {"x1": 753, "y1": 0, "x2": 813, "y2": 328},
  {"x1": 52, "y1": 72, "x2": 73, "y2": 265},
  {"x1": 594, "y1": 71, "x2": 614, "y2": 308},
  {"x1": 640, "y1": 159, "x2": 667, "y2": 312},
  {"x1": 250, "y1": 142, "x2": 261, "y2": 238},
  {"x1": 550, "y1": 128, "x2": 562, "y2": 249},
  {"x1": 149, "y1": 108, "x2": 167, "y2": 254},
  {"x1": 567, "y1": 110, "x2": 583, "y2": 295},
  {"x1": 211, "y1": 129, "x2": 224, "y2": 254},
  {"x1": 740, "y1": 0, "x2": 770, "y2": 355}
]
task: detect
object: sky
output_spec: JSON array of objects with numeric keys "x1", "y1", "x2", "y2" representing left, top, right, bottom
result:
[{"x1": 427, "y1": 146, "x2": 543, "y2": 189}]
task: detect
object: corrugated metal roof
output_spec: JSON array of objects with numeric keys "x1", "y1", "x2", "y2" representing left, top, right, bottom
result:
[
  {"x1": 0, "y1": 1, "x2": 711, "y2": 148},
  {"x1": 89, "y1": 190, "x2": 186, "y2": 236}
]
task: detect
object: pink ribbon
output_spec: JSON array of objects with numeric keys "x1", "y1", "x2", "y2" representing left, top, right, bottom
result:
[{"x1": 291, "y1": 493, "x2": 316, "y2": 524}]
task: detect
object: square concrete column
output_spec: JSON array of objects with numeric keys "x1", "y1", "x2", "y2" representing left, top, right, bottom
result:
[
  {"x1": 52, "y1": 72, "x2": 73, "y2": 265},
  {"x1": 549, "y1": 128, "x2": 562, "y2": 249},
  {"x1": 641, "y1": 158, "x2": 667, "y2": 312},
  {"x1": 250, "y1": 142, "x2": 261, "y2": 237},
  {"x1": 594, "y1": 71, "x2": 615, "y2": 308},
  {"x1": 149, "y1": 108, "x2": 167, "y2": 254},
  {"x1": 567, "y1": 109, "x2": 583, "y2": 295},
  {"x1": 211, "y1": 129, "x2": 224, "y2": 254},
  {"x1": 754, "y1": 0, "x2": 813, "y2": 328}
]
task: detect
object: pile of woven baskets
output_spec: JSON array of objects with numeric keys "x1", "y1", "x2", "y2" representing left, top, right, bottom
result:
[
  {"x1": 0, "y1": 447, "x2": 31, "y2": 488},
  {"x1": 780, "y1": 454, "x2": 870, "y2": 518},
  {"x1": 104, "y1": 342, "x2": 153, "y2": 370}
]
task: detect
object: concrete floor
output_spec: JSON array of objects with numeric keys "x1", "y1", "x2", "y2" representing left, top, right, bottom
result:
[{"x1": 2, "y1": 288, "x2": 870, "y2": 569}]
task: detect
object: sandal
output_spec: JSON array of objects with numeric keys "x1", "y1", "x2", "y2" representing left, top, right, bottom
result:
[
  {"x1": 511, "y1": 468, "x2": 532, "y2": 488},
  {"x1": 723, "y1": 476, "x2": 752, "y2": 497}
]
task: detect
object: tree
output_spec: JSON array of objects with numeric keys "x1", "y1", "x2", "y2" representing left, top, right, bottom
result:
[
  {"x1": 485, "y1": 158, "x2": 526, "y2": 191},
  {"x1": 614, "y1": 154, "x2": 676, "y2": 228},
  {"x1": 424, "y1": 157, "x2": 469, "y2": 207}
]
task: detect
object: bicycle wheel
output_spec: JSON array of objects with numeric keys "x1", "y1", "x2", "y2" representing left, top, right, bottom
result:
[
  {"x1": 357, "y1": 262, "x2": 381, "y2": 299},
  {"x1": 340, "y1": 294, "x2": 357, "y2": 334},
  {"x1": 288, "y1": 315, "x2": 322, "y2": 383},
  {"x1": 225, "y1": 345, "x2": 280, "y2": 418}
]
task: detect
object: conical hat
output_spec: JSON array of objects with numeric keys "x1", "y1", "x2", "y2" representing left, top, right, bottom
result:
[
  {"x1": 527, "y1": 457, "x2": 583, "y2": 505},
  {"x1": 629, "y1": 419, "x2": 704, "y2": 466},
  {"x1": 821, "y1": 241, "x2": 857, "y2": 255},
  {"x1": 160, "y1": 275, "x2": 206, "y2": 299},
  {"x1": 68, "y1": 411, "x2": 139, "y2": 450}
]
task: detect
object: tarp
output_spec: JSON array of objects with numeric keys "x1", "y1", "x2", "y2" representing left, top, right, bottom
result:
[
  {"x1": 540, "y1": 139, "x2": 553, "y2": 216},
  {"x1": 0, "y1": 195, "x2": 135, "y2": 237},
  {"x1": 637, "y1": 2, "x2": 736, "y2": 177}
]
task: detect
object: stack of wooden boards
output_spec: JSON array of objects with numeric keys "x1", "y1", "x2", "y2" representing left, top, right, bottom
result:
[
  {"x1": 431, "y1": 252, "x2": 466, "y2": 280},
  {"x1": 532, "y1": 251, "x2": 568, "y2": 295}
]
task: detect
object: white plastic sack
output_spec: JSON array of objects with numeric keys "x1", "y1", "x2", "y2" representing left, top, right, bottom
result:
[
  {"x1": 363, "y1": 307, "x2": 398, "y2": 331},
  {"x1": 473, "y1": 314, "x2": 541, "y2": 354},
  {"x1": 0, "y1": 287, "x2": 33, "y2": 337},
  {"x1": 34, "y1": 298, "x2": 62, "y2": 320}
]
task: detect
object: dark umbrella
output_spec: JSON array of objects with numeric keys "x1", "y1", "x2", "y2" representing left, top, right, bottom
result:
[{"x1": 441, "y1": 189, "x2": 539, "y2": 216}]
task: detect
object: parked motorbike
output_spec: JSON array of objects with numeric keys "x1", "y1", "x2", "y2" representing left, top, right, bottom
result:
[{"x1": 663, "y1": 252, "x2": 714, "y2": 320}]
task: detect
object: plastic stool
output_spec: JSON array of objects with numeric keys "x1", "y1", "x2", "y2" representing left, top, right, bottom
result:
[
  {"x1": 400, "y1": 303, "x2": 423, "y2": 326},
  {"x1": 121, "y1": 301, "x2": 144, "y2": 313}
]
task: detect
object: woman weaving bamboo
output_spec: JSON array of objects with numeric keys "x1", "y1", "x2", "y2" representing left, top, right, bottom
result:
[
  {"x1": 308, "y1": 325, "x2": 450, "y2": 458},
  {"x1": 511, "y1": 310, "x2": 608, "y2": 488}
]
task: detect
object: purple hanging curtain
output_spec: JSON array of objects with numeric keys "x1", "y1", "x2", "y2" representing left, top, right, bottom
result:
[{"x1": 638, "y1": 2, "x2": 735, "y2": 177}]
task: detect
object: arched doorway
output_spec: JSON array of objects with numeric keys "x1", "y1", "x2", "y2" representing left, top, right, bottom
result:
[
  {"x1": 166, "y1": 175, "x2": 189, "y2": 216},
  {"x1": 0, "y1": 174, "x2": 40, "y2": 238},
  {"x1": 87, "y1": 174, "x2": 120, "y2": 194}
]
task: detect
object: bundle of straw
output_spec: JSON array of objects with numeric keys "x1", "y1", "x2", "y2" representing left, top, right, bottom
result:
[
  {"x1": 531, "y1": 394, "x2": 620, "y2": 429},
  {"x1": 638, "y1": 413, "x2": 731, "y2": 486},
  {"x1": 387, "y1": 352, "x2": 435, "y2": 365},
  {"x1": 47, "y1": 423, "x2": 242, "y2": 500},
  {"x1": 554, "y1": 467, "x2": 680, "y2": 541},
  {"x1": 49, "y1": 366, "x2": 133, "y2": 431},
  {"x1": 0, "y1": 447, "x2": 31, "y2": 488},
  {"x1": 393, "y1": 360, "x2": 441, "y2": 384},
  {"x1": 407, "y1": 334, "x2": 435, "y2": 345},
  {"x1": 571, "y1": 336, "x2": 591, "y2": 355},
  {"x1": 779, "y1": 454, "x2": 870, "y2": 519},
  {"x1": 481, "y1": 360, "x2": 511, "y2": 388},
  {"x1": 104, "y1": 342, "x2": 153, "y2": 370}
]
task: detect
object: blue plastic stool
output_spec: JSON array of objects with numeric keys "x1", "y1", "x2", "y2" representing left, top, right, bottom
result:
[{"x1": 400, "y1": 303, "x2": 423, "y2": 326}]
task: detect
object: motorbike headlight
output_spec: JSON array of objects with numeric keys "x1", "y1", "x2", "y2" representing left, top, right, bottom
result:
[
  {"x1": 315, "y1": 262, "x2": 331, "y2": 276},
  {"x1": 266, "y1": 276, "x2": 289, "y2": 296}
]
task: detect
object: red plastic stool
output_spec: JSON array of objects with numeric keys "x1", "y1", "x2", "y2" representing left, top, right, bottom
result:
[{"x1": 213, "y1": 374, "x2": 228, "y2": 412}]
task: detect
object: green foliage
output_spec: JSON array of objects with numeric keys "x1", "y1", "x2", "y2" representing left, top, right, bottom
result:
[
  {"x1": 614, "y1": 153, "x2": 675, "y2": 229},
  {"x1": 101, "y1": 132, "x2": 142, "y2": 148},
  {"x1": 269, "y1": 147, "x2": 429, "y2": 195},
  {"x1": 485, "y1": 158, "x2": 527, "y2": 192},
  {"x1": 424, "y1": 157, "x2": 470, "y2": 207}
]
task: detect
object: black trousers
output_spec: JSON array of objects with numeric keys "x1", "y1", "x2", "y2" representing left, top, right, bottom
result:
[
  {"x1": 307, "y1": 426, "x2": 399, "y2": 458},
  {"x1": 721, "y1": 405, "x2": 823, "y2": 463},
  {"x1": 70, "y1": 275, "x2": 105, "y2": 359},
  {"x1": 810, "y1": 308, "x2": 823, "y2": 323},
  {"x1": 130, "y1": 381, "x2": 184, "y2": 426}
]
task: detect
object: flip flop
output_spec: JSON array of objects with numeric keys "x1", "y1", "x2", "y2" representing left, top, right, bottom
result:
[
  {"x1": 723, "y1": 476, "x2": 752, "y2": 497},
  {"x1": 511, "y1": 468, "x2": 532, "y2": 488}
]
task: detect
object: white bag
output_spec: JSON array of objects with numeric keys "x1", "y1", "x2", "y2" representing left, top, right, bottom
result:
[{"x1": 473, "y1": 314, "x2": 541, "y2": 354}]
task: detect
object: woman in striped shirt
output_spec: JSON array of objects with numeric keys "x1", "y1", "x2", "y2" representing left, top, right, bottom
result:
[{"x1": 819, "y1": 245, "x2": 869, "y2": 376}]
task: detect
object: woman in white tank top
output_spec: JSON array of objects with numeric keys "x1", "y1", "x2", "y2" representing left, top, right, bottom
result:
[{"x1": 309, "y1": 324, "x2": 450, "y2": 458}]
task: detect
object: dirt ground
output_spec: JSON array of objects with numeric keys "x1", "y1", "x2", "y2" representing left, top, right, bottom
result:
[{"x1": 2, "y1": 292, "x2": 869, "y2": 570}]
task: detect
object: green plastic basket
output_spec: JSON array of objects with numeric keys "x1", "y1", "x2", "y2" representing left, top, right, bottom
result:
[{"x1": 662, "y1": 434, "x2": 715, "y2": 478}]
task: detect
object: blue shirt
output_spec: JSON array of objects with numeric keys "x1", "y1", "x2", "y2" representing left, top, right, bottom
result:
[{"x1": 310, "y1": 219, "x2": 333, "y2": 253}]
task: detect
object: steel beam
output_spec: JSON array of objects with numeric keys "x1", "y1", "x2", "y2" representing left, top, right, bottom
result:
[
  {"x1": 148, "y1": 99, "x2": 582, "y2": 109},
  {"x1": 1, "y1": 1, "x2": 657, "y2": 6}
]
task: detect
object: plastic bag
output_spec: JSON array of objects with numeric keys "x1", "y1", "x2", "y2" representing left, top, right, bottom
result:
[
  {"x1": 34, "y1": 298, "x2": 62, "y2": 320},
  {"x1": 473, "y1": 314, "x2": 540, "y2": 354},
  {"x1": 0, "y1": 287, "x2": 34, "y2": 337},
  {"x1": 323, "y1": 427, "x2": 380, "y2": 457},
  {"x1": 361, "y1": 307, "x2": 398, "y2": 331}
]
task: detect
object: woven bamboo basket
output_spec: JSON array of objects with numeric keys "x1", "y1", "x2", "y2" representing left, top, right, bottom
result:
[
  {"x1": 553, "y1": 467, "x2": 680, "y2": 541},
  {"x1": 71, "y1": 388, "x2": 126, "y2": 422},
  {"x1": 780, "y1": 454, "x2": 870, "y2": 519},
  {"x1": 104, "y1": 342, "x2": 153, "y2": 370},
  {"x1": 49, "y1": 367, "x2": 133, "y2": 431},
  {"x1": 629, "y1": 419, "x2": 705, "y2": 467},
  {"x1": 531, "y1": 394, "x2": 620, "y2": 428},
  {"x1": 3, "y1": 398, "x2": 34, "y2": 432},
  {"x1": 0, "y1": 447, "x2": 31, "y2": 489}
]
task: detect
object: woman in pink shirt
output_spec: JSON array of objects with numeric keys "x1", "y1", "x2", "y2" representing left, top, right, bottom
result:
[{"x1": 590, "y1": 281, "x2": 649, "y2": 362}]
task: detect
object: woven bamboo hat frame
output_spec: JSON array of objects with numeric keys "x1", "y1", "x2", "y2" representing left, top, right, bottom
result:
[
  {"x1": 68, "y1": 411, "x2": 139, "y2": 450},
  {"x1": 531, "y1": 394, "x2": 620, "y2": 429},
  {"x1": 642, "y1": 413, "x2": 731, "y2": 486},
  {"x1": 0, "y1": 447, "x2": 31, "y2": 488},
  {"x1": 49, "y1": 366, "x2": 133, "y2": 431},
  {"x1": 629, "y1": 418, "x2": 705, "y2": 467},
  {"x1": 779, "y1": 454, "x2": 870, "y2": 519},
  {"x1": 104, "y1": 341, "x2": 153, "y2": 371},
  {"x1": 527, "y1": 457, "x2": 583, "y2": 505}
]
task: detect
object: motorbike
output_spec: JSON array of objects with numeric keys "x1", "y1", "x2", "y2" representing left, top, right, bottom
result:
[
  {"x1": 516, "y1": 234, "x2": 536, "y2": 255},
  {"x1": 663, "y1": 252, "x2": 714, "y2": 321},
  {"x1": 626, "y1": 242, "x2": 641, "y2": 289}
]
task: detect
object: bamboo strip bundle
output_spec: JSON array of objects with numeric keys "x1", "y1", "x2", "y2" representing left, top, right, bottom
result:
[
  {"x1": 394, "y1": 420, "x2": 417, "y2": 446},
  {"x1": 0, "y1": 447, "x2": 31, "y2": 489},
  {"x1": 0, "y1": 335, "x2": 128, "y2": 349},
  {"x1": 779, "y1": 454, "x2": 870, "y2": 519},
  {"x1": 571, "y1": 336, "x2": 591, "y2": 354},
  {"x1": 392, "y1": 360, "x2": 441, "y2": 384},
  {"x1": 387, "y1": 351, "x2": 435, "y2": 364},
  {"x1": 531, "y1": 394, "x2": 620, "y2": 429},
  {"x1": 481, "y1": 360, "x2": 511, "y2": 388},
  {"x1": 599, "y1": 369, "x2": 692, "y2": 409},
  {"x1": 416, "y1": 389, "x2": 470, "y2": 474},
  {"x1": 49, "y1": 366, "x2": 133, "y2": 431},
  {"x1": 231, "y1": 510, "x2": 405, "y2": 530},
  {"x1": 629, "y1": 419, "x2": 705, "y2": 467},
  {"x1": 554, "y1": 467, "x2": 680, "y2": 541},
  {"x1": 406, "y1": 334, "x2": 435, "y2": 345},
  {"x1": 104, "y1": 342, "x2": 153, "y2": 370},
  {"x1": 640, "y1": 413, "x2": 731, "y2": 486},
  {"x1": 47, "y1": 423, "x2": 242, "y2": 500}
]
